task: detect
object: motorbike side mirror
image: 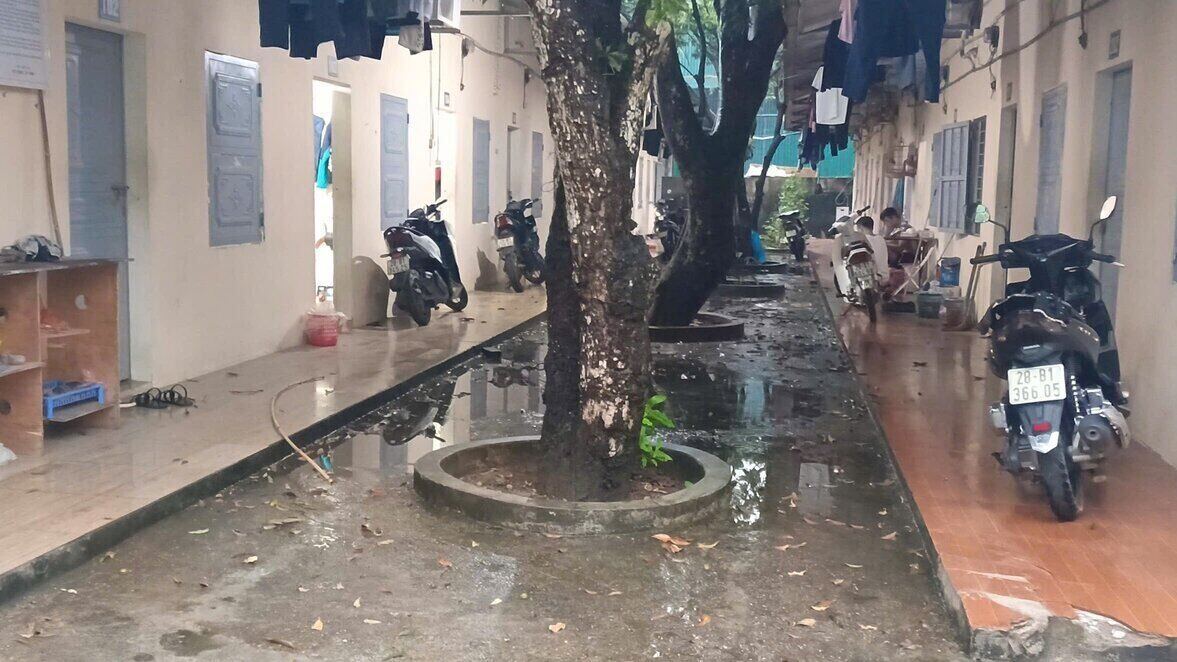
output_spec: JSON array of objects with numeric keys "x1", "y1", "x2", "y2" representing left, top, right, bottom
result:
[
  {"x1": 972, "y1": 203, "x2": 1010, "y2": 242},
  {"x1": 1100, "y1": 195, "x2": 1117, "y2": 221}
]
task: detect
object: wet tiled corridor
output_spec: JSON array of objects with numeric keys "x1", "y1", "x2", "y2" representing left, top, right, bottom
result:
[{"x1": 812, "y1": 240, "x2": 1177, "y2": 639}]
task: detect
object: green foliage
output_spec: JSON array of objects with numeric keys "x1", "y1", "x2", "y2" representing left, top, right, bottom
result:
[
  {"x1": 597, "y1": 39, "x2": 630, "y2": 74},
  {"x1": 639, "y1": 394, "x2": 675, "y2": 468},
  {"x1": 763, "y1": 178, "x2": 812, "y2": 248},
  {"x1": 648, "y1": 0, "x2": 692, "y2": 25}
]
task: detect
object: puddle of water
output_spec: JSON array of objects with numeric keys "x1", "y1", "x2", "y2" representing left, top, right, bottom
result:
[
  {"x1": 652, "y1": 357, "x2": 824, "y2": 429},
  {"x1": 158, "y1": 629, "x2": 221, "y2": 658}
]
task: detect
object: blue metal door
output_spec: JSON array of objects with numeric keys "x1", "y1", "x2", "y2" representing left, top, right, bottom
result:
[
  {"x1": 472, "y1": 118, "x2": 490, "y2": 224},
  {"x1": 66, "y1": 23, "x2": 130, "y2": 379},
  {"x1": 1035, "y1": 86, "x2": 1067, "y2": 234},
  {"x1": 380, "y1": 94, "x2": 409, "y2": 231},
  {"x1": 1099, "y1": 69, "x2": 1131, "y2": 317}
]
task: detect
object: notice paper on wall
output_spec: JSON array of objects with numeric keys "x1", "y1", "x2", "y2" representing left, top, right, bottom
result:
[{"x1": 0, "y1": 0, "x2": 48, "y2": 90}]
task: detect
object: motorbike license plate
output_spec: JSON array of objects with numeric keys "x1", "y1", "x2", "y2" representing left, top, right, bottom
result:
[
  {"x1": 496, "y1": 237, "x2": 514, "y2": 250},
  {"x1": 388, "y1": 255, "x2": 410, "y2": 275},
  {"x1": 785, "y1": 230, "x2": 798, "y2": 238},
  {"x1": 1007, "y1": 364, "x2": 1066, "y2": 405}
]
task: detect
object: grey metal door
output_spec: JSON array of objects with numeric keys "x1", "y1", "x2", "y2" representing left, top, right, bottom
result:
[
  {"x1": 1035, "y1": 86, "x2": 1067, "y2": 234},
  {"x1": 206, "y1": 53, "x2": 263, "y2": 247},
  {"x1": 66, "y1": 24, "x2": 130, "y2": 379},
  {"x1": 472, "y1": 118, "x2": 490, "y2": 223},
  {"x1": 380, "y1": 94, "x2": 409, "y2": 231},
  {"x1": 531, "y1": 131, "x2": 544, "y2": 217},
  {"x1": 1099, "y1": 69, "x2": 1131, "y2": 317}
]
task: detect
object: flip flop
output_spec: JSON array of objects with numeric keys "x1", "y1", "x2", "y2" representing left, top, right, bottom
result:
[
  {"x1": 134, "y1": 388, "x2": 168, "y2": 409},
  {"x1": 159, "y1": 384, "x2": 195, "y2": 407}
]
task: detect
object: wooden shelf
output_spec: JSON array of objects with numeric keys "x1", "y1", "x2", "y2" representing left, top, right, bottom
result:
[
  {"x1": 0, "y1": 361, "x2": 45, "y2": 379},
  {"x1": 43, "y1": 327, "x2": 90, "y2": 339},
  {"x1": 45, "y1": 399, "x2": 117, "y2": 424}
]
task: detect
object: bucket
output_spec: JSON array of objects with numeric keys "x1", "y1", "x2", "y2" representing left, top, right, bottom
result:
[
  {"x1": 940, "y1": 296, "x2": 967, "y2": 328},
  {"x1": 305, "y1": 312, "x2": 340, "y2": 347},
  {"x1": 938, "y1": 257, "x2": 961, "y2": 287},
  {"x1": 916, "y1": 291, "x2": 944, "y2": 319}
]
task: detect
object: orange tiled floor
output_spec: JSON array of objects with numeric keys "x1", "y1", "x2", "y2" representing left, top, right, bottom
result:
[
  {"x1": 0, "y1": 289, "x2": 545, "y2": 582},
  {"x1": 811, "y1": 240, "x2": 1177, "y2": 637}
]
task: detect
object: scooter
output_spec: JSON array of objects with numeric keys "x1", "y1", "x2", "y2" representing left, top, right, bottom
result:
[
  {"x1": 382, "y1": 198, "x2": 469, "y2": 327},
  {"x1": 495, "y1": 199, "x2": 545, "y2": 292},
  {"x1": 971, "y1": 197, "x2": 1129, "y2": 521},
  {"x1": 830, "y1": 206, "x2": 881, "y2": 323},
  {"x1": 653, "y1": 199, "x2": 683, "y2": 263},
  {"x1": 779, "y1": 209, "x2": 807, "y2": 261}
]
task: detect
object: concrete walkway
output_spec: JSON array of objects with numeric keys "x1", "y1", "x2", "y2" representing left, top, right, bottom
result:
[
  {"x1": 0, "y1": 289, "x2": 545, "y2": 596},
  {"x1": 811, "y1": 239, "x2": 1177, "y2": 653}
]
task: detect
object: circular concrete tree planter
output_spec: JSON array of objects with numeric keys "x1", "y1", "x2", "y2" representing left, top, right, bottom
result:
[
  {"x1": 414, "y1": 436, "x2": 732, "y2": 535},
  {"x1": 649, "y1": 312, "x2": 745, "y2": 343},
  {"x1": 728, "y1": 260, "x2": 790, "y2": 276},
  {"x1": 715, "y1": 279, "x2": 788, "y2": 298}
]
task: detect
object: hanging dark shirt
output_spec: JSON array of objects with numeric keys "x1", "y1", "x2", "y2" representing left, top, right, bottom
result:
[
  {"x1": 259, "y1": 0, "x2": 290, "y2": 48},
  {"x1": 842, "y1": 0, "x2": 944, "y2": 103},
  {"x1": 821, "y1": 19, "x2": 850, "y2": 91}
]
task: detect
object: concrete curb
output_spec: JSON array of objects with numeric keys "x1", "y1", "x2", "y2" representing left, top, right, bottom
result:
[
  {"x1": 0, "y1": 311, "x2": 547, "y2": 606},
  {"x1": 715, "y1": 281, "x2": 787, "y2": 298},
  {"x1": 649, "y1": 312, "x2": 746, "y2": 343},
  {"x1": 728, "y1": 260, "x2": 791, "y2": 275},
  {"x1": 414, "y1": 436, "x2": 733, "y2": 535}
]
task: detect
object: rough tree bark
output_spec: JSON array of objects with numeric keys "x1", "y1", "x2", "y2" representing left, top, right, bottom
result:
[
  {"x1": 648, "y1": 1, "x2": 785, "y2": 326},
  {"x1": 528, "y1": 0, "x2": 667, "y2": 500}
]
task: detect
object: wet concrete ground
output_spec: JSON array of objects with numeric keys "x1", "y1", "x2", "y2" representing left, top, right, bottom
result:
[{"x1": 0, "y1": 268, "x2": 972, "y2": 661}]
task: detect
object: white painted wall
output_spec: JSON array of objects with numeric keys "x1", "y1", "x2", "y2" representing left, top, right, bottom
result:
[
  {"x1": 0, "y1": 0, "x2": 553, "y2": 387},
  {"x1": 850, "y1": 0, "x2": 1177, "y2": 465}
]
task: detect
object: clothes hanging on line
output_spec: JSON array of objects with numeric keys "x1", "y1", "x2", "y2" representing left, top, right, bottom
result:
[
  {"x1": 841, "y1": 0, "x2": 945, "y2": 103},
  {"x1": 821, "y1": 19, "x2": 849, "y2": 91},
  {"x1": 812, "y1": 67, "x2": 849, "y2": 126},
  {"x1": 259, "y1": 0, "x2": 435, "y2": 60}
]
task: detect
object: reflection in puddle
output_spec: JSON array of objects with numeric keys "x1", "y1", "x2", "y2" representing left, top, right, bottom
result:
[
  {"x1": 729, "y1": 450, "x2": 767, "y2": 526},
  {"x1": 653, "y1": 358, "x2": 823, "y2": 429}
]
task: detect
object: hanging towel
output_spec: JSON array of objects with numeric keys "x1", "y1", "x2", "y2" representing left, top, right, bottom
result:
[{"x1": 317, "y1": 146, "x2": 333, "y2": 189}]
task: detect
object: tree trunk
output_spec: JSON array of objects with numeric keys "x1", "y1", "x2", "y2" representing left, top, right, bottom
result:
[
  {"x1": 648, "y1": 1, "x2": 785, "y2": 326},
  {"x1": 734, "y1": 163, "x2": 754, "y2": 256},
  {"x1": 749, "y1": 97, "x2": 788, "y2": 228},
  {"x1": 528, "y1": 0, "x2": 666, "y2": 500}
]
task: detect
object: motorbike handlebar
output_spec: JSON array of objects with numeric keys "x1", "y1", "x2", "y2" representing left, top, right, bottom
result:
[
  {"x1": 855, "y1": 205, "x2": 871, "y2": 215},
  {"x1": 1089, "y1": 251, "x2": 1116, "y2": 263},
  {"x1": 971, "y1": 253, "x2": 1003, "y2": 265}
]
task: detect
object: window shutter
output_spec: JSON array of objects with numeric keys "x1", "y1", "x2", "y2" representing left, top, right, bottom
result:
[
  {"x1": 472, "y1": 118, "x2": 491, "y2": 223},
  {"x1": 380, "y1": 94, "x2": 410, "y2": 231},
  {"x1": 938, "y1": 122, "x2": 970, "y2": 232},
  {"x1": 930, "y1": 132, "x2": 943, "y2": 227},
  {"x1": 206, "y1": 53, "x2": 263, "y2": 246}
]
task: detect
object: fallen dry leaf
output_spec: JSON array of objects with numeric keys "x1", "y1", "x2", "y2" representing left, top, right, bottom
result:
[
  {"x1": 297, "y1": 586, "x2": 309, "y2": 593},
  {"x1": 548, "y1": 622, "x2": 566, "y2": 634},
  {"x1": 787, "y1": 570, "x2": 806, "y2": 577},
  {"x1": 697, "y1": 541, "x2": 719, "y2": 550},
  {"x1": 881, "y1": 532, "x2": 898, "y2": 541},
  {"x1": 360, "y1": 523, "x2": 383, "y2": 538},
  {"x1": 795, "y1": 618, "x2": 817, "y2": 627},
  {"x1": 697, "y1": 614, "x2": 712, "y2": 627},
  {"x1": 470, "y1": 540, "x2": 480, "y2": 548},
  {"x1": 437, "y1": 558, "x2": 453, "y2": 570},
  {"x1": 832, "y1": 578, "x2": 845, "y2": 586},
  {"x1": 311, "y1": 618, "x2": 324, "y2": 632},
  {"x1": 243, "y1": 556, "x2": 258, "y2": 564},
  {"x1": 652, "y1": 533, "x2": 691, "y2": 547},
  {"x1": 825, "y1": 519, "x2": 847, "y2": 527},
  {"x1": 491, "y1": 598, "x2": 503, "y2": 606},
  {"x1": 353, "y1": 598, "x2": 361, "y2": 609},
  {"x1": 582, "y1": 589, "x2": 598, "y2": 595},
  {"x1": 802, "y1": 517, "x2": 819, "y2": 525},
  {"x1": 845, "y1": 563, "x2": 863, "y2": 569},
  {"x1": 543, "y1": 533, "x2": 563, "y2": 539},
  {"x1": 363, "y1": 619, "x2": 381, "y2": 625},
  {"x1": 811, "y1": 600, "x2": 834, "y2": 612},
  {"x1": 607, "y1": 590, "x2": 623, "y2": 596},
  {"x1": 859, "y1": 624, "x2": 878, "y2": 631},
  {"x1": 775, "y1": 542, "x2": 807, "y2": 552},
  {"x1": 266, "y1": 638, "x2": 297, "y2": 650},
  {"x1": 188, "y1": 529, "x2": 210, "y2": 535},
  {"x1": 661, "y1": 542, "x2": 683, "y2": 554},
  {"x1": 878, "y1": 509, "x2": 888, "y2": 516},
  {"x1": 377, "y1": 540, "x2": 394, "y2": 546}
]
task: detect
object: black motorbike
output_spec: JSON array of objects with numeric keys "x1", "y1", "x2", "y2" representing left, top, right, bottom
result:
[
  {"x1": 779, "y1": 209, "x2": 807, "y2": 261},
  {"x1": 653, "y1": 199, "x2": 683, "y2": 263},
  {"x1": 971, "y1": 197, "x2": 1129, "y2": 521},
  {"x1": 382, "y1": 198, "x2": 468, "y2": 327},
  {"x1": 494, "y1": 199, "x2": 545, "y2": 292}
]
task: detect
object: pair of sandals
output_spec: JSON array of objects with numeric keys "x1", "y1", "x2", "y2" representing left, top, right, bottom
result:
[{"x1": 134, "y1": 384, "x2": 195, "y2": 409}]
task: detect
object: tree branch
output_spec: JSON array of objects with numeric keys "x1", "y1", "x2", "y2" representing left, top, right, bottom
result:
[
  {"x1": 689, "y1": 0, "x2": 710, "y2": 123},
  {"x1": 750, "y1": 95, "x2": 788, "y2": 223},
  {"x1": 656, "y1": 30, "x2": 708, "y2": 172},
  {"x1": 713, "y1": 0, "x2": 786, "y2": 151}
]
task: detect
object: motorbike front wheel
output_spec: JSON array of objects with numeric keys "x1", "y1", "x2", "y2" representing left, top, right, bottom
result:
[
  {"x1": 446, "y1": 284, "x2": 469, "y2": 312},
  {"x1": 790, "y1": 238, "x2": 806, "y2": 261},
  {"x1": 524, "y1": 249, "x2": 545, "y2": 284},
  {"x1": 404, "y1": 289, "x2": 432, "y2": 327},
  {"x1": 504, "y1": 257, "x2": 524, "y2": 292},
  {"x1": 1038, "y1": 431, "x2": 1083, "y2": 521},
  {"x1": 863, "y1": 287, "x2": 878, "y2": 324}
]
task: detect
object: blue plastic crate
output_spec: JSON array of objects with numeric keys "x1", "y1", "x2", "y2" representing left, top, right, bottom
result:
[{"x1": 43, "y1": 380, "x2": 106, "y2": 419}]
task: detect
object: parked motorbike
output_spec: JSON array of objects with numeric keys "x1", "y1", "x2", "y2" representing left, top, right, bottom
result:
[
  {"x1": 382, "y1": 198, "x2": 469, "y2": 327},
  {"x1": 653, "y1": 199, "x2": 684, "y2": 263},
  {"x1": 971, "y1": 197, "x2": 1129, "y2": 521},
  {"x1": 495, "y1": 199, "x2": 545, "y2": 292},
  {"x1": 830, "y1": 205, "x2": 881, "y2": 323},
  {"x1": 779, "y1": 209, "x2": 807, "y2": 261}
]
